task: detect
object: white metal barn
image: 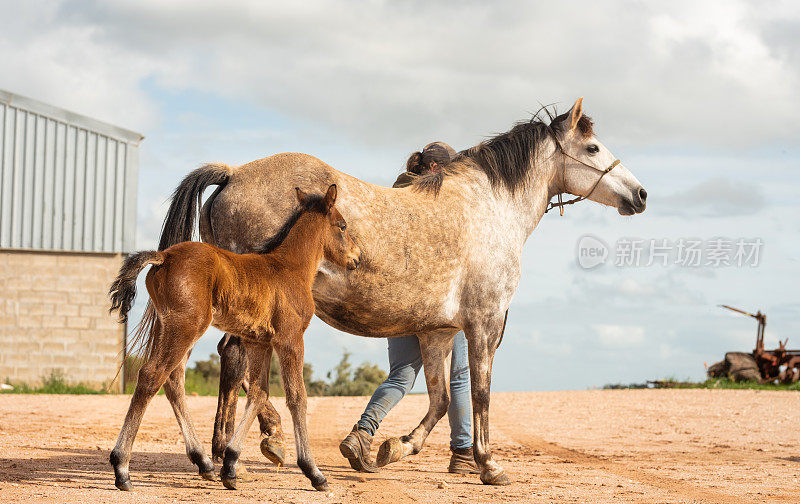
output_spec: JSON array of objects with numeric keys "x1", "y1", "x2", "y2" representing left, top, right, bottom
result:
[{"x1": 0, "y1": 90, "x2": 142, "y2": 390}]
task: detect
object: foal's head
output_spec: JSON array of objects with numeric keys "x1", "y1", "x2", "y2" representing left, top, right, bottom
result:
[{"x1": 295, "y1": 184, "x2": 361, "y2": 270}]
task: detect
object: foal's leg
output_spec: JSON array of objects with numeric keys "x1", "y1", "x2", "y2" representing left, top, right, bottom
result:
[
  {"x1": 274, "y1": 333, "x2": 328, "y2": 491},
  {"x1": 220, "y1": 342, "x2": 268, "y2": 490},
  {"x1": 464, "y1": 317, "x2": 509, "y2": 486},
  {"x1": 375, "y1": 334, "x2": 453, "y2": 466},
  {"x1": 110, "y1": 318, "x2": 205, "y2": 491},
  {"x1": 163, "y1": 351, "x2": 216, "y2": 480}
]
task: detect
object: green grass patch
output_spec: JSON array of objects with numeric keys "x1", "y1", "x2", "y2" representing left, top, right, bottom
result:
[
  {"x1": 604, "y1": 378, "x2": 800, "y2": 391},
  {"x1": 2, "y1": 370, "x2": 110, "y2": 394}
]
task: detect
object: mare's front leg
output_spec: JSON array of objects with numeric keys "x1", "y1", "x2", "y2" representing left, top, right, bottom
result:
[
  {"x1": 375, "y1": 334, "x2": 453, "y2": 467},
  {"x1": 274, "y1": 331, "x2": 328, "y2": 491},
  {"x1": 220, "y1": 342, "x2": 268, "y2": 490},
  {"x1": 464, "y1": 316, "x2": 510, "y2": 485}
]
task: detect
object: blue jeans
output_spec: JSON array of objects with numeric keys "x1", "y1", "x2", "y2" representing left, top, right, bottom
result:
[{"x1": 356, "y1": 333, "x2": 472, "y2": 449}]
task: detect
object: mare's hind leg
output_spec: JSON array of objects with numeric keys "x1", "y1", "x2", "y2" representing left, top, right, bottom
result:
[
  {"x1": 163, "y1": 351, "x2": 216, "y2": 480},
  {"x1": 256, "y1": 346, "x2": 286, "y2": 466},
  {"x1": 110, "y1": 317, "x2": 205, "y2": 491},
  {"x1": 274, "y1": 333, "x2": 328, "y2": 491},
  {"x1": 213, "y1": 334, "x2": 285, "y2": 466},
  {"x1": 375, "y1": 334, "x2": 453, "y2": 467},
  {"x1": 213, "y1": 333, "x2": 246, "y2": 462},
  {"x1": 220, "y1": 342, "x2": 268, "y2": 490}
]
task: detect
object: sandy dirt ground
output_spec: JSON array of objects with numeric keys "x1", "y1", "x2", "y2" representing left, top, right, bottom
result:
[{"x1": 0, "y1": 390, "x2": 798, "y2": 503}]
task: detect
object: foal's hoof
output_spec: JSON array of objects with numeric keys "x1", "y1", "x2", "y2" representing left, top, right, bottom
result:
[
  {"x1": 313, "y1": 479, "x2": 329, "y2": 492},
  {"x1": 221, "y1": 475, "x2": 238, "y2": 490},
  {"x1": 200, "y1": 470, "x2": 216, "y2": 481},
  {"x1": 260, "y1": 436, "x2": 286, "y2": 466},
  {"x1": 480, "y1": 469, "x2": 511, "y2": 486},
  {"x1": 115, "y1": 478, "x2": 133, "y2": 491},
  {"x1": 375, "y1": 437, "x2": 403, "y2": 467}
]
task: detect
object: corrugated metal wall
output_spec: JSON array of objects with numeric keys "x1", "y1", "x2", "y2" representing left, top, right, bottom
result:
[{"x1": 0, "y1": 91, "x2": 142, "y2": 253}]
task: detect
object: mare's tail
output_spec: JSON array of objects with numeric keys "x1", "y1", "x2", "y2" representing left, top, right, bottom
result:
[{"x1": 159, "y1": 163, "x2": 232, "y2": 250}]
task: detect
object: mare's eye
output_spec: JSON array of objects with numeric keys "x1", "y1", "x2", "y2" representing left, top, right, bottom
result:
[
  {"x1": 587, "y1": 144, "x2": 600, "y2": 154},
  {"x1": 339, "y1": 223, "x2": 347, "y2": 231}
]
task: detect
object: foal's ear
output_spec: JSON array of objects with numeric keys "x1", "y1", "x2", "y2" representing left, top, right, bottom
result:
[
  {"x1": 295, "y1": 187, "x2": 308, "y2": 205},
  {"x1": 324, "y1": 184, "x2": 337, "y2": 210},
  {"x1": 567, "y1": 97, "x2": 584, "y2": 132}
]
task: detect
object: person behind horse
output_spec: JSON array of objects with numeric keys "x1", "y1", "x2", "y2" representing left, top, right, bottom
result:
[{"x1": 339, "y1": 142, "x2": 478, "y2": 475}]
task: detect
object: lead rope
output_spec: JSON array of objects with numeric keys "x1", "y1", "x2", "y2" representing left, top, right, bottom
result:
[{"x1": 545, "y1": 138, "x2": 621, "y2": 215}]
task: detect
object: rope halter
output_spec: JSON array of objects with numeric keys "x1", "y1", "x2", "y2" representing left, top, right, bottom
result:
[{"x1": 545, "y1": 138, "x2": 621, "y2": 216}]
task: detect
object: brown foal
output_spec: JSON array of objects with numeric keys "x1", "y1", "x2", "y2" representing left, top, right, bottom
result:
[{"x1": 108, "y1": 184, "x2": 360, "y2": 492}]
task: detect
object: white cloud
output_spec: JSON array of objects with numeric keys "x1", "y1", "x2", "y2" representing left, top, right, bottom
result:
[
  {"x1": 0, "y1": 1, "x2": 162, "y2": 131},
  {"x1": 525, "y1": 329, "x2": 573, "y2": 356},
  {"x1": 661, "y1": 178, "x2": 766, "y2": 218},
  {"x1": 2, "y1": 0, "x2": 799, "y2": 148},
  {"x1": 594, "y1": 324, "x2": 645, "y2": 347}
]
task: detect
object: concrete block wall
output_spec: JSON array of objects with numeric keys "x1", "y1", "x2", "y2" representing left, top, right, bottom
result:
[{"x1": 0, "y1": 249, "x2": 125, "y2": 389}]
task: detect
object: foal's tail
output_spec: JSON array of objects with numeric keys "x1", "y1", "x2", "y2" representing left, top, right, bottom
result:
[
  {"x1": 109, "y1": 251, "x2": 164, "y2": 323},
  {"x1": 109, "y1": 251, "x2": 164, "y2": 380},
  {"x1": 158, "y1": 163, "x2": 232, "y2": 250}
]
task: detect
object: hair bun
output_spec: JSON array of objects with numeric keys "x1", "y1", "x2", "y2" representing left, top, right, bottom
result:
[{"x1": 405, "y1": 151, "x2": 425, "y2": 174}]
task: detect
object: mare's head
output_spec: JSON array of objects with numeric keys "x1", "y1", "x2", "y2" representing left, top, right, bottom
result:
[
  {"x1": 552, "y1": 98, "x2": 647, "y2": 215},
  {"x1": 295, "y1": 184, "x2": 361, "y2": 270}
]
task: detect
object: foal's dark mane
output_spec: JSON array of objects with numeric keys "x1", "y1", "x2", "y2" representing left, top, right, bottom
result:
[
  {"x1": 411, "y1": 107, "x2": 594, "y2": 196},
  {"x1": 257, "y1": 194, "x2": 327, "y2": 254}
]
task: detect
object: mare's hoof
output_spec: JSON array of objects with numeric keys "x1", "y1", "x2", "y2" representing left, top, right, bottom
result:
[
  {"x1": 221, "y1": 476, "x2": 238, "y2": 490},
  {"x1": 480, "y1": 469, "x2": 511, "y2": 486},
  {"x1": 219, "y1": 465, "x2": 251, "y2": 480},
  {"x1": 260, "y1": 437, "x2": 286, "y2": 466},
  {"x1": 313, "y1": 480, "x2": 330, "y2": 492},
  {"x1": 200, "y1": 470, "x2": 216, "y2": 481},
  {"x1": 375, "y1": 437, "x2": 403, "y2": 467},
  {"x1": 236, "y1": 462, "x2": 256, "y2": 482},
  {"x1": 115, "y1": 478, "x2": 133, "y2": 491}
]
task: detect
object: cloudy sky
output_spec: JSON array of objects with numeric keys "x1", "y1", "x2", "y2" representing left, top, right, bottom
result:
[{"x1": 3, "y1": 0, "x2": 799, "y2": 390}]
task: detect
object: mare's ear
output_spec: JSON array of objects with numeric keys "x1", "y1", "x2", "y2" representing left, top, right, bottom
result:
[
  {"x1": 567, "y1": 97, "x2": 583, "y2": 132},
  {"x1": 295, "y1": 187, "x2": 308, "y2": 205},
  {"x1": 324, "y1": 184, "x2": 337, "y2": 210}
]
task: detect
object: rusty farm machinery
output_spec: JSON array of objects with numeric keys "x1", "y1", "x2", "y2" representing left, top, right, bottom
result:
[{"x1": 707, "y1": 305, "x2": 800, "y2": 383}]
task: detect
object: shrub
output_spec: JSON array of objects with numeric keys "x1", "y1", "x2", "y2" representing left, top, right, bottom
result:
[{"x1": 326, "y1": 351, "x2": 387, "y2": 396}]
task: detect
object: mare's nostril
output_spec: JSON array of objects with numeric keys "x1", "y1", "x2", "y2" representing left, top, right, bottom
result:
[{"x1": 638, "y1": 188, "x2": 647, "y2": 202}]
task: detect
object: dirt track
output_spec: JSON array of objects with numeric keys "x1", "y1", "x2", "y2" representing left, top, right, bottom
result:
[{"x1": 0, "y1": 390, "x2": 798, "y2": 503}]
